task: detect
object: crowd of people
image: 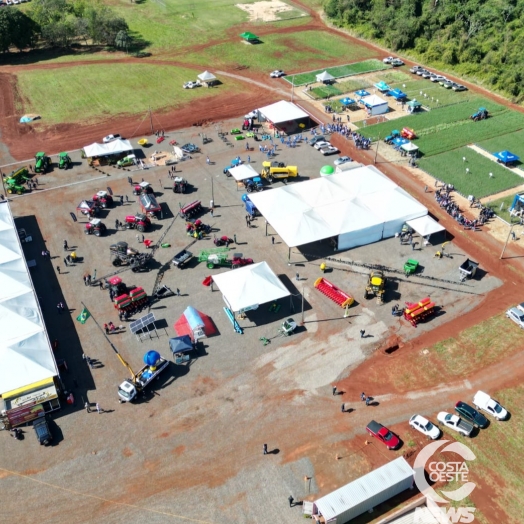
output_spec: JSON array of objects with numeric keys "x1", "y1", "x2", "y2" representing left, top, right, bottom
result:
[{"x1": 435, "y1": 185, "x2": 492, "y2": 229}]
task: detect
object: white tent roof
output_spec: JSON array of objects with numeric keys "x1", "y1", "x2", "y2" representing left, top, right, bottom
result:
[
  {"x1": 258, "y1": 101, "x2": 309, "y2": 124},
  {"x1": 0, "y1": 203, "x2": 57, "y2": 395},
  {"x1": 84, "y1": 139, "x2": 133, "y2": 157},
  {"x1": 316, "y1": 71, "x2": 334, "y2": 81},
  {"x1": 198, "y1": 71, "x2": 216, "y2": 81},
  {"x1": 361, "y1": 94, "x2": 388, "y2": 107},
  {"x1": 401, "y1": 142, "x2": 419, "y2": 152},
  {"x1": 407, "y1": 215, "x2": 445, "y2": 237},
  {"x1": 212, "y1": 262, "x2": 290, "y2": 312},
  {"x1": 249, "y1": 167, "x2": 427, "y2": 248},
  {"x1": 229, "y1": 164, "x2": 259, "y2": 181}
]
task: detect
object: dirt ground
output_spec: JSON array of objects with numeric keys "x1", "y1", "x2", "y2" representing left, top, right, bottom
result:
[{"x1": 236, "y1": 0, "x2": 305, "y2": 22}]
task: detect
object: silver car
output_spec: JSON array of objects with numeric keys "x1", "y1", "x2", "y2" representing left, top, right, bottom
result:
[
  {"x1": 409, "y1": 414, "x2": 441, "y2": 439},
  {"x1": 506, "y1": 307, "x2": 524, "y2": 329}
]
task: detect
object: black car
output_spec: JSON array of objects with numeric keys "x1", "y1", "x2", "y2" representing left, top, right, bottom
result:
[
  {"x1": 309, "y1": 135, "x2": 326, "y2": 146},
  {"x1": 33, "y1": 417, "x2": 52, "y2": 445},
  {"x1": 455, "y1": 401, "x2": 488, "y2": 428}
]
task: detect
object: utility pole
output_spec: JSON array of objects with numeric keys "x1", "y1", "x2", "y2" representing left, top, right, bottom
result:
[
  {"x1": 149, "y1": 107, "x2": 154, "y2": 135},
  {"x1": 291, "y1": 76, "x2": 295, "y2": 102},
  {"x1": 211, "y1": 177, "x2": 214, "y2": 203},
  {"x1": 374, "y1": 134, "x2": 380, "y2": 164},
  {"x1": 500, "y1": 223, "x2": 516, "y2": 259},
  {"x1": 300, "y1": 285, "x2": 305, "y2": 325}
]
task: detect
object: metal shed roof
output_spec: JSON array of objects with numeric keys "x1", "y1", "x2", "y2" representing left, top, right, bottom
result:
[{"x1": 315, "y1": 457, "x2": 413, "y2": 521}]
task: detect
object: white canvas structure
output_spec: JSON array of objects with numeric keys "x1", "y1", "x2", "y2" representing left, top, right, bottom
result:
[
  {"x1": 407, "y1": 215, "x2": 445, "y2": 237},
  {"x1": 316, "y1": 71, "x2": 334, "y2": 83},
  {"x1": 212, "y1": 262, "x2": 290, "y2": 312},
  {"x1": 313, "y1": 457, "x2": 414, "y2": 524},
  {"x1": 258, "y1": 101, "x2": 309, "y2": 125},
  {"x1": 0, "y1": 203, "x2": 58, "y2": 397},
  {"x1": 401, "y1": 142, "x2": 419, "y2": 153},
  {"x1": 249, "y1": 167, "x2": 427, "y2": 250},
  {"x1": 360, "y1": 94, "x2": 389, "y2": 116},
  {"x1": 197, "y1": 71, "x2": 216, "y2": 82},
  {"x1": 335, "y1": 161, "x2": 363, "y2": 174},
  {"x1": 229, "y1": 164, "x2": 259, "y2": 181},
  {"x1": 84, "y1": 139, "x2": 133, "y2": 157}
]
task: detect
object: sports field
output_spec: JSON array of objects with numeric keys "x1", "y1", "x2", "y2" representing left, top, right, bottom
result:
[
  {"x1": 419, "y1": 147, "x2": 524, "y2": 198},
  {"x1": 16, "y1": 63, "x2": 242, "y2": 125},
  {"x1": 284, "y1": 59, "x2": 389, "y2": 86}
]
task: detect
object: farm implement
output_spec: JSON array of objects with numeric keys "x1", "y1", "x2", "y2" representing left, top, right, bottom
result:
[
  {"x1": 403, "y1": 297, "x2": 436, "y2": 327},
  {"x1": 314, "y1": 277, "x2": 354, "y2": 308},
  {"x1": 179, "y1": 200, "x2": 203, "y2": 219}
]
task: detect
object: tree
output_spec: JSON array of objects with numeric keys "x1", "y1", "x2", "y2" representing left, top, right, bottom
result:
[
  {"x1": 115, "y1": 30, "x2": 131, "y2": 53},
  {"x1": 0, "y1": 9, "x2": 39, "y2": 52}
]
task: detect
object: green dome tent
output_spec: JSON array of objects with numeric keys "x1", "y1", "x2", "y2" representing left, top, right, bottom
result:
[{"x1": 320, "y1": 165, "x2": 335, "y2": 176}]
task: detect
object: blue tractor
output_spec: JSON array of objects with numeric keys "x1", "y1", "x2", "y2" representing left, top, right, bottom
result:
[{"x1": 384, "y1": 130, "x2": 400, "y2": 144}]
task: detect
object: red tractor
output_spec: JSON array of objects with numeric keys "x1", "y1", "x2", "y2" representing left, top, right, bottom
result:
[
  {"x1": 125, "y1": 213, "x2": 151, "y2": 232},
  {"x1": 85, "y1": 218, "x2": 107, "y2": 237},
  {"x1": 76, "y1": 200, "x2": 100, "y2": 217},
  {"x1": 133, "y1": 181, "x2": 154, "y2": 196},
  {"x1": 231, "y1": 254, "x2": 254, "y2": 269},
  {"x1": 92, "y1": 190, "x2": 114, "y2": 208},
  {"x1": 400, "y1": 127, "x2": 416, "y2": 140}
]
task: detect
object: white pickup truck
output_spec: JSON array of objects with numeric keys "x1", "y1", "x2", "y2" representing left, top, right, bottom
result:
[
  {"x1": 473, "y1": 391, "x2": 507, "y2": 420},
  {"x1": 437, "y1": 412, "x2": 473, "y2": 437}
]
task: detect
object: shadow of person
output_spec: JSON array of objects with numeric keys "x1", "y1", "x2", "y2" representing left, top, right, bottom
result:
[{"x1": 270, "y1": 448, "x2": 280, "y2": 455}]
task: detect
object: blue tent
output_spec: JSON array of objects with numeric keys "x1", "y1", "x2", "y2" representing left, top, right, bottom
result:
[
  {"x1": 355, "y1": 89, "x2": 370, "y2": 98},
  {"x1": 169, "y1": 335, "x2": 195, "y2": 355},
  {"x1": 493, "y1": 150, "x2": 520, "y2": 164},
  {"x1": 374, "y1": 81, "x2": 390, "y2": 92},
  {"x1": 388, "y1": 88, "x2": 407, "y2": 100},
  {"x1": 340, "y1": 97, "x2": 356, "y2": 106},
  {"x1": 392, "y1": 137, "x2": 409, "y2": 147}
]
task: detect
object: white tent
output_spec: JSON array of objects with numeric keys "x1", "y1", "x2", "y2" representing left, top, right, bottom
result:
[
  {"x1": 84, "y1": 139, "x2": 133, "y2": 157},
  {"x1": 197, "y1": 71, "x2": 216, "y2": 82},
  {"x1": 258, "y1": 101, "x2": 309, "y2": 125},
  {"x1": 401, "y1": 142, "x2": 419, "y2": 153},
  {"x1": 248, "y1": 167, "x2": 427, "y2": 250},
  {"x1": 407, "y1": 215, "x2": 445, "y2": 237},
  {"x1": 229, "y1": 164, "x2": 259, "y2": 181},
  {"x1": 212, "y1": 262, "x2": 290, "y2": 312},
  {"x1": 360, "y1": 94, "x2": 389, "y2": 116},
  {"x1": 0, "y1": 202, "x2": 58, "y2": 397},
  {"x1": 316, "y1": 71, "x2": 334, "y2": 83}
]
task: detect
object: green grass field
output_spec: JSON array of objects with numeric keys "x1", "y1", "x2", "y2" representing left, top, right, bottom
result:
[
  {"x1": 485, "y1": 194, "x2": 522, "y2": 223},
  {"x1": 285, "y1": 59, "x2": 388, "y2": 86},
  {"x1": 310, "y1": 85, "x2": 342, "y2": 99},
  {"x1": 177, "y1": 30, "x2": 376, "y2": 74},
  {"x1": 393, "y1": 79, "x2": 473, "y2": 109},
  {"x1": 16, "y1": 63, "x2": 241, "y2": 125},
  {"x1": 477, "y1": 129, "x2": 524, "y2": 160},
  {"x1": 419, "y1": 147, "x2": 523, "y2": 198}
]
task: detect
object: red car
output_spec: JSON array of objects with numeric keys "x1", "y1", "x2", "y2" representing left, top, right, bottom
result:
[{"x1": 366, "y1": 420, "x2": 400, "y2": 450}]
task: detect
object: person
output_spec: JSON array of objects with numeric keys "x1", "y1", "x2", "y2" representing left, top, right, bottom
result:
[
  {"x1": 340, "y1": 403, "x2": 345, "y2": 413},
  {"x1": 109, "y1": 321, "x2": 116, "y2": 333},
  {"x1": 176, "y1": 288, "x2": 180, "y2": 296},
  {"x1": 295, "y1": 273, "x2": 299, "y2": 281},
  {"x1": 361, "y1": 392, "x2": 366, "y2": 401},
  {"x1": 206, "y1": 156, "x2": 210, "y2": 165},
  {"x1": 63, "y1": 240, "x2": 68, "y2": 251},
  {"x1": 365, "y1": 396, "x2": 371, "y2": 406},
  {"x1": 85, "y1": 402, "x2": 91, "y2": 413},
  {"x1": 263, "y1": 443, "x2": 268, "y2": 455},
  {"x1": 360, "y1": 329, "x2": 365, "y2": 338},
  {"x1": 104, "y1": 323, "x2": 109, "y2": 335},
  {"x1": 288, "y1": 495, "x2": 294, "y2": 507},
  {"x1": 271, "y1": 236, "x2": 275, "y2": 245},
  {"x1": 332, "y1": 385, "x2": 337, "y2": 396}
]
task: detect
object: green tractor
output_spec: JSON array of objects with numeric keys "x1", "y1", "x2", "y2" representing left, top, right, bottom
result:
[
  {"x1": 35, "y1": 152, "x2": 50, "y2": 173},
  {"x1": 58, "y1": 152, "x2": 72, "y2": 169},
  {"x1": 4, "y1": 167, "x2": 30, "y2": 195}
]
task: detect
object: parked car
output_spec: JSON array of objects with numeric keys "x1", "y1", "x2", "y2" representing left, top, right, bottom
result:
[
  {"x1": 33, "y1": 417, "x2": 52, "y2": 445},
  {"x1": 455, "y1": 401, "x2": 488, "y2": 428},
  {"x1": 366, "y1": 420, "x2": 400, "y2": 449},
  {"x1": 320, "y1": 145, "x2": 339, "y2": 156},
  {"x1": 383, "y1": 56, "x2": 395, "y2": 64},
  {"x1": 309, "y1": 135, "x2": 326, "y2": 146},
  {"x1": 421, "y1": 71, "x2": 433, "y2": 79},
  {"x1": 334, "y1": 156, "x2": 352, "y2": 166},
  {"x1": 431, "y1": 75, "x2": 446, "y2": 83},
  {"x1": 453, "y1": 84, "x2": 468, "y2": 92},
  {"x1": 409, "y1": 414, "x2": 441, "y2": 439},
  {"x1": 391, "y1": 58, "x2": 404, "y2": 67},
  {"x1": 506, "y1": 307, "x2": 524, "y2": 329},
  {"x1": 117, "y1": 154, "x2": 136, "y2": 168},
  {"x1": 270, "y1": 70, "x2": 285, "y2": 78},
  {"x1": 183, "y1": 81, "x2": 201, "y2": 89},
  {"x1": 473, "y1": 391, "x2": 507, "y2": 421},
  {"x1": 102, "y1": 134, "x2": 122, "y2": 143},
  {"x1": 314, "y1": 141, "x2": 331, "y2": 150},
  {"x1": 410, "y1": 65, "x2": 424, "y2": 73},
  {"x1": 442, "y1": 81, "x2": 454, "y2": 89},
  {"x1": 416, "y1": 69, "x2": 428, "y2": 76},
  {"x1": 181, "y1": 143, "x2": 200, "y2": 154},
  {"x1": 437, "y1": 412, "x2": 473, "y2": 437}
]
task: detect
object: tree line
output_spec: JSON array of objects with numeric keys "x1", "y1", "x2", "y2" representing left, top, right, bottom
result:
[
  {"x1": 323, "y1": 0, "x2": 524, "y2": 102},
  {"x1": 0, "y1": 0, "x2": 133, "y2": 53}
]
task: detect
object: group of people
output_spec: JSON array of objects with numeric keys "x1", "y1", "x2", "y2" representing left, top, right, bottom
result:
[
  {"x1": 103, "y1": 321, "x2": 118, "y2": 335},
  {"x1": 436, "y1": 187, "x2": 481, "y2": 229}
]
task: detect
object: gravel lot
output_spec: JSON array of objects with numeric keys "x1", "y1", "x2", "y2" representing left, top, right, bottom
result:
[{"x1": 0, "y1": 122, "x2": 501, "y2": 524}]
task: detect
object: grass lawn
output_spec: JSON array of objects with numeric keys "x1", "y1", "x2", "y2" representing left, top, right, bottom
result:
[
  {"x1": 310, "y1": 85, "x2": 342, "y2": 99},
  {"x1": 285, "y1": 59, "x2": 388, "y2": 86},
  {"x1": 394, "y1": 78, "x2": 474, "y2": 109},
  {"x1": 16, "y1": 63, "x2": 241, "y2": 125},
  {"x1": 419, "y1": 147, "x2": 524, "y2": 198},
  {"x1": 485, "y1": 194, "x2": 522, "y2": 224},
  {"x1": 178, "y1": 30, "x2": 376, "y2": 74},
  {"x1": 477, "y1": 129, "x2": 524, "y2": 160}
]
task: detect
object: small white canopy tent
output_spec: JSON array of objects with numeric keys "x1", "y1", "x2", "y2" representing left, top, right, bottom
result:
[
  {"x1": 229, "y1": 164, "x2": 259, "y2": 181},
  {"x1": 0, "y1": 202, "x2": 58, "y2": 397},
  {"x1": 212, "y1": 262, "x2": 290, "y2": 313},
  {"x1": 316, "y1": 71, "x2": 334, "y2": 83},
  {"x1": 406, "y1": 215, "x2": 445, "y2": 237},
  {"x1": 401, "y1": 142, "x2": 419, "y2": 154},
  {"x1": 197, "y1": 71, "x2": 216, "y2": 82},
  {"x1": 84, "y1": 139, "x2": 133, "y2": 157},
  {"x1": 258, "y1": 101, "x2": 309, "y2": 125}
]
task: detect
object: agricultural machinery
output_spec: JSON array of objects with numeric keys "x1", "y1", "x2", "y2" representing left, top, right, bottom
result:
[
  {"x1": 58, "y1": 152, "x2": 72, "y2": 169},
  {"x1": 133, "y1": 181, "x2": 154, "y2": 196},
  {"x1": 223, "y1": 158, "x2": 243, "y2": 176},
  {"x1": 138, "y1": 192, "x2": 161, "y2": 216},
  {"x1": 173, "y1": 177, "x2": 188, "y2": 193},
  {"x1": 35, "y1": 152, "x2": 51, "y2": 173},
  {"x1": 109, "y1": 241, "x2": 151, "y2": 270},
  {"x1": 363, "y1": 270, "x2": 386, "y2": 304},
  {"x1": 114, "y1": 286, "x2": 148, "y2": 314},
  {"x1": 260, "y1": 161, "x2": 298, "y2": 183},
  {"x1": 244, "y1": 177, "x2": 264, "y2": 193},
  {"x1": 4, "y1": 167, "x2": 30, "y2": 194},
  {"x1": 214, "y1": 235, "x2": 234, "y2": 247},
  {"x1": 92, "y1": 190, "x2": 114, "y2": 208},
  {"x1": 186, "y1": 219, "x2": 211, "y2": 238},
  {"x1": 471, "y1": 108, "x2": 488, "y2": 121},
  {"x1": 85, "y1": 218, "x2": 107, "y2": 237},
  {"x1": 77, "y1": 200, "x2": 100, "y2": 217},
  {"x1": 125, "y1": 213, "x2": 151, "y2": 232},
  {"x1": 179, "y1": 200, "x2": 203, "y2": 219},
  {"x1": 400, "y1": 127, "x2": 416, "y2": 140}
]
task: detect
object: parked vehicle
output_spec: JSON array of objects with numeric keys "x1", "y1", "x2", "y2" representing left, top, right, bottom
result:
[
  {"x1": 133, "y1": 181, "x2": 154, "y2": 196},
  {"x1": 383, "y1": 56, "x2": 395, "y2": 64},
  {"x1": 409, "y1": 414, "x2": 441, "y2": 439},
  {"x1": 244, "y1": 177, "x2": 264, "y2": 193},
  {"x1": 125, "y1": 213, "x2": 151, "y2": 233},
  {"x1": 223, "y1": 157, "x2": 243, "y2": 175},
  {"x1": 260, "y1": 162, "x2": 298, "y2": 183},
  {"x1": 33, "y1": 417, "x2": 52, "y2": 445},
  {"x1": 270, "y1": 70, "x2": 285, "y2": 78},
  {"x1": 416, "y1": 69, "x2": 428, "y2": 76},
  {"x1": 455, "y1": 401, "x2": 488, "y2": 428},
  {"x1": 442, "y1": 81, "x2": 454, "y2": 89},
  {"x1": 320, "y1": 145, "x2": 339, "y2": 156},
  {"x1": 35, "y1": 152, "x2": 50, "y2": 173},
  {"x1": 453, "y1": 84, "x2": 468, "y2": 92},
  {"x1": 334, "y1": 156, "x2": 352, "y2": 166},
  {"x1": 183, "y1": 81, "x2": 201, "y2": 89},
  {"x1": 506, "y1": 307, "x2": 524, "y2": 329},
  {"x1": 173, "y1": 177, "x2": 188, "y2": 193},
  {"x1": 437, "y1": 412, "x2": 474, "y2": 437},
  {"x1": 390, "y1": 58, "x2": 404, "y2": 66},
  {"x1": 309, "y1": 135, "x2": 326, "y2": 146},
  {"x1": 431, "y1": 75, "x2": 446, "y2": 83},
  {"x1": 172, "y1": 249, "x2": 193, "y2": 268},
  {"x1": 92, "y1": 190, "x2": 114, "y2": 208},
  {"x1": 85, "y1": 218, "x2": 107, "y2": 237},
  {"x1": 410, "y1": 66, "x2": 424, "y2": 73},
  {"x1": 103, "y1": 134, "x2": 122, "y2": 143},
  {"x1": 109, "y1": 241, "x2": 151, "y2": 269},
  {"x1": 58, "y1": 152, "x2": 72, "y2": 169},
  {"x1": 314, "y1": 141, "x2": 331, "y2": 150},
  {"x1": 473, "y1": 391, "x2": 507, "y2": 421},
  {"x1": 117, "y1": 154, "x2": 136, "y2": 168},
  {"x1": 181, "y1": 143, "x2": 200, "y2": 154},
  {"x1": 364, "y1": 270, "x2": 386, "y2": 304},
  {"x1": 366, "y1": 420, "x2": 400, "y2": 450}
]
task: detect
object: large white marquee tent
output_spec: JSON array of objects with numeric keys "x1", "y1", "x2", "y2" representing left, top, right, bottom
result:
[
  {"x1": 0, "y1": 202, "x2": 59, "y2": 417},
  {"x1": 84, "y1": 139, "x2": 133, "y2": 158},
  {"x1": 248, "y1": 166, "x2": 427, "y2": 250},
  {"x1": 258, "y1": 101, "x2": 309, "y2": 125}
]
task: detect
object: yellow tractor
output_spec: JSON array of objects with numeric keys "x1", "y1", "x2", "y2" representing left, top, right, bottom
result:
[
  {"x1": 364, "y1": 270, "x2": 386, "y2": 304},
  {"x1": 260, "y1": 161, "x2": 298, "y2": 183}
]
